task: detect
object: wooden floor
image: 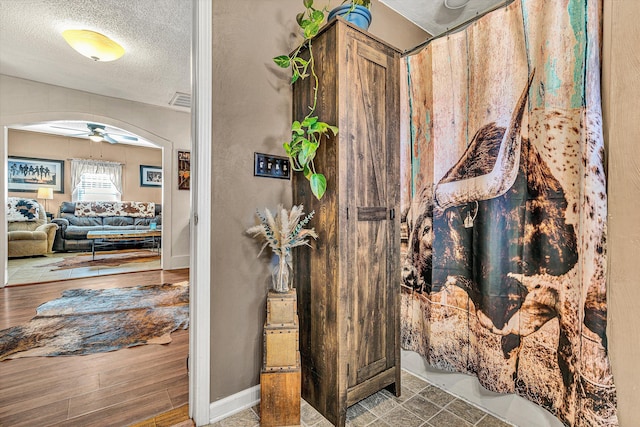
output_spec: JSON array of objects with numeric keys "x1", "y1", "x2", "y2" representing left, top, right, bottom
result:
[{"x1": 0, "y1": 269, "x2": 190, "y2": 427}]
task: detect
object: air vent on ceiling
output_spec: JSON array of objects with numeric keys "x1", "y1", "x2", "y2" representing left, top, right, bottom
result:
[{"x1": 169, "y1": 92, "x2": 192, "y2": 109}]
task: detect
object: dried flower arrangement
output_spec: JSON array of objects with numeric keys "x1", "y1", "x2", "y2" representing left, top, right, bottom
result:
[{"x1": 247, "y1": 205, "x2": 318, "y2": 292}]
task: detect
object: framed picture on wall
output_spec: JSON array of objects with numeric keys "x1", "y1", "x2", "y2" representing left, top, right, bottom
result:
[
  {"x1": 140, "y1": 165, "x2": 162, "y2": 187},
  {"x1": 177, "y1": 150, "x2": 190, "y2": 191},
  {"x1": 8, "y1": 156, "x2": 64, "y2": 193}
]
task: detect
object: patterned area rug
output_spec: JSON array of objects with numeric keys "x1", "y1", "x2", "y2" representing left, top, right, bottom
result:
[
  {"x1": 39, "y1": 249, "x2": 160, "y2": 271},
  {"x1": 0, "y1": 282, "x2": 189, "y2": 361}
]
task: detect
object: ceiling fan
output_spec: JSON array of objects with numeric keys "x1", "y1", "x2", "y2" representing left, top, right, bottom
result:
[{"x1": 50, "y1": 122, "x2": 138, "y2": 144}]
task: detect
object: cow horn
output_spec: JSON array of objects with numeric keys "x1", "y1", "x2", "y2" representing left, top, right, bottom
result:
[{"x1": 435, "y1": 70, "x2": 535, "y2": 209}]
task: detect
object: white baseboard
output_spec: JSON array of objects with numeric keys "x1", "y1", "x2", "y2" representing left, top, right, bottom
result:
[
  {"x1": 401, "y1": 350, "x2": 563, "y2": 427},
  {"x1": 164, "y1": 254, "x2": 190, "y2": 270},
  {"x1": 209, "y1": 385, "x2": 260, "y2": 424}
]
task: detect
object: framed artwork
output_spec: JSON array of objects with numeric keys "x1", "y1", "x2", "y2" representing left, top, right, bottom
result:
[
  {"x1": 8, "y1": 156, "x2": 65, "y2": 193},
  {"x1": 178, "y1": 150, "x2": 190, "y2": 190},
  {"x1": 140, "y1": 165, "x2": 162, "y2": 187}
]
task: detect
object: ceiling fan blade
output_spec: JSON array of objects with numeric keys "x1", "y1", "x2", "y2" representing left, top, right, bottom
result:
[
  {"x1": 87, "y1": 123, "x2": 106, "y2": 131},
  {"x1": 103, "y1": 134, "x2": 118, "y2": 144},
  {"x1": 50, "y1": 125, "x2": 88, "y2": 132},
  {"x1": 110, "y1": 134, "x2": 138, "y2": 141}
]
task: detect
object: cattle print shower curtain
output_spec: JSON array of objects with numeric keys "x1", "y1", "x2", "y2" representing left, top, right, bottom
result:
[{"x1": 400, "y1": 0, "x2": 617, "y2": 425}]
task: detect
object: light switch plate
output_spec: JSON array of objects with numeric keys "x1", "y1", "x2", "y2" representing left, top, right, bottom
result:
[{"x1": 254, "y1": 152, "x2": 291, "y2": 180}]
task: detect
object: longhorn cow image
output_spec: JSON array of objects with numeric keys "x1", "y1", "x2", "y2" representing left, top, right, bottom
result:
[{"x1": 400, "y1": 70, "x2": 603, "y2": 374}]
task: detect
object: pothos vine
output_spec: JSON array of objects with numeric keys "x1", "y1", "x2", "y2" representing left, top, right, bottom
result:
[{"x1": 273, "y1": 0, "x2": 338, "y2": 200}]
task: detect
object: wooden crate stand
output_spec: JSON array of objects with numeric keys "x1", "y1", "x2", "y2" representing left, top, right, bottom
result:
[
  {"x1": 266, "y1": 290, "x2": 298, "y2": 327},
  {"x1": 260, "y1": 369, "x2": 301, "y2": 427},
  {"x1": 263, "y1": 326, "x2": 299, "y2": 371}
]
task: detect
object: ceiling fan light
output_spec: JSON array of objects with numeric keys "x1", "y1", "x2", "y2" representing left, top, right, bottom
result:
[
  {"x1": 444, "y1": 0, "x2": 470, "y2": 9},
  {"x1": 88, "y1": 133, "x2": 103, "y2": 142},
  {"x1": 62, "y1": 29, "x2": 125, "y2": 62}
]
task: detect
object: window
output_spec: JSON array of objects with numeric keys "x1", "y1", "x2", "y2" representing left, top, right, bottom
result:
[
  {"x1": 70, "y1": 159, "x2": 123, "y2": 202},
  {"x1": 72, "y1": 173, "x2": 121, "y2": 202}
]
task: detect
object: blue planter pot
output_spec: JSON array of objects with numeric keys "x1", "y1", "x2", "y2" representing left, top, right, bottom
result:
[{"x1": 328, "y1": 4, "x2": 372, "y2": 30}]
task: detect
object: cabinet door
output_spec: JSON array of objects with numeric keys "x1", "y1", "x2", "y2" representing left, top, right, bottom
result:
[{"x1": 345, "y1": 36, "x2": 398, "y2": 388}]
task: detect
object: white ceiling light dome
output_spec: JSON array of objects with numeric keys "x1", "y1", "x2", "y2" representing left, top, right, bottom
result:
[
  {"x1": 62, "y1": 29, "x2": 125, "y2": 62},
  {"x1": 444, "y1": 0, "x2": 471, "y2": 9}
]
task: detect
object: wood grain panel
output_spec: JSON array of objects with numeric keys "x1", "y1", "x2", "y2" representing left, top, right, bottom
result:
[
  {"x1": 292, "y1": 19, "x2": 401, "y2": 427},
  {"x1": 0, "y1": 269, "x2": 189, "y2": 426},
  {"x1": 260, "y1": 369, "x2": 301, "y2": 427}
]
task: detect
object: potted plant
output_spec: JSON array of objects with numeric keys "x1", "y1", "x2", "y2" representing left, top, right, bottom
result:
[
  {"x1": 328, "y1": 0, "x2": 372, "y2": 30},
  {"x1": 273, "y1": 0, "x2": 338, "y2": 200},
  {"x1": 247, "y1": 205, "x2": 317, "y2": 293}
]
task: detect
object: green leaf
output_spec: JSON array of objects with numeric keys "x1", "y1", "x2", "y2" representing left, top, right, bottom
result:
[
  {"x1": 273, "y1": 55, "x2": 291, "y2": 68},
  {"x1": 303, "y1": 164, "x2": 312, "y2": 179},
  {"x1": 301, "y1": 116, "x2": 318, "y2": 127},
  {"x1": 311, "y1": 9, "x2": 324, "y2": 22},
  {"x1": 301, "y1": 139, "x2": 318, "y2": 162},
  {"x1": 296, "y1": 12, "x2": 305, "y2": 26},
  {"x1": 310, "y1": 174, "x2": 327, "y2": 200},
  {"x1": 298, "y1": 150, "x2": 309, "y2": 166},
  {"x1": 303, "y1": 0, "x2": 313, "y2": 8},
  {"x1": 303, "y1": 22, "x2": 320, "y2": 39}
]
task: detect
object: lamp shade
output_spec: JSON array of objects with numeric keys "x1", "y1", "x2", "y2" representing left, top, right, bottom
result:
[
  {"x1": 62, "y1": 29, "x2": 125, "y2": 62},
  {"x1": 37, "y1": 187, "x2": 54, "y2": 200}
]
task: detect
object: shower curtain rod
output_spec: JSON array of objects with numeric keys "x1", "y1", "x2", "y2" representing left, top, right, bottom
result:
[{"x1": 402, "y1": 0, "x2": 515, "y2": 57}]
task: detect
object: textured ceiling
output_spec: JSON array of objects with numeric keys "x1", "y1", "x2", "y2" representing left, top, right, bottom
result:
[
  {"x1": 0, "y1": 0, "x2": 504, "y2": 145},
  {"x1": 380, "y1": 0, "x2": 508, "y2": 36},
  {"x1": 0, "y1": 0, "x2": 192, "y2": 111}
]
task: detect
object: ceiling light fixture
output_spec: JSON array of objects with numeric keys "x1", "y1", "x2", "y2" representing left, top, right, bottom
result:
[
  {"x1": 444, "y1": 0, "x2": 471, "y2": 9},
  {"x1": 61, "y1": 29, "x2": 125, "y2": 62},
  {"x1": 88, "y1": 129, "x2": 104, "y2": 142}
]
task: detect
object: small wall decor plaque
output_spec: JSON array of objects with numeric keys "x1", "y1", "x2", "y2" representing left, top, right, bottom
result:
[{"x1": 178, "y1": 150, "x2": 190, "y2": 190}]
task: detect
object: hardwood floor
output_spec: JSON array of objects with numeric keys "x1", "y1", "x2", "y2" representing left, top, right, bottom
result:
[{"x1": 0, "y1": 269, "x2": 190, "y2": 427}]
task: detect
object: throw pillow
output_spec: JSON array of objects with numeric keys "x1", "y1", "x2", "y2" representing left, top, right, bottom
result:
[{"x1": 7, "y1": 197, "x2": 40, "y2": 222}]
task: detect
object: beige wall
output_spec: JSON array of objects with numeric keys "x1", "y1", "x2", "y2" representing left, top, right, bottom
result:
[
  {"x1": 602, "y1": 1, "x2": 640, "y2": 425},
  {"x1": 0, "y1": 75, "x2": 191, "y2": 271},
  {"x1": 210, "y1": 0, "x2": 428, "y2": 402},
  {"x1": 8, "y1": 129, "x2": 162, "y2": 214}
]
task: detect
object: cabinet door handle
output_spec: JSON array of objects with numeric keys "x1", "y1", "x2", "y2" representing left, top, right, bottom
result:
[{"x1": 390, "y1": 208, "x2": 395, "y2": 220}]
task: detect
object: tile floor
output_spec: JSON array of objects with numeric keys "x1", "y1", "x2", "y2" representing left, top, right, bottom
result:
[
  {"x1": 6, "y1": 250, "x2": 161, "y2": 286},
  {"x1": 206, "y1": 371, "x2": 513, "y2": 427}
]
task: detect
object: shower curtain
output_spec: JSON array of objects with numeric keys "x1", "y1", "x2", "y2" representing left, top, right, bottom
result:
[{"x1": 399, "y1": 0, "x2": 617, "y2": 425}]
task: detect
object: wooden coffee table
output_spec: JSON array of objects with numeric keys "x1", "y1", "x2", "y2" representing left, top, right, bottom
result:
[{"x1": 86, "y1": 229, "x2": 162, "y2": 260}]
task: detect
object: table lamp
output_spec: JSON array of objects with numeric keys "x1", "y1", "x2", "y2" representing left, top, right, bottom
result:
[{"x1": 37, "y1": 187, "x2": 54, "y2": 213}]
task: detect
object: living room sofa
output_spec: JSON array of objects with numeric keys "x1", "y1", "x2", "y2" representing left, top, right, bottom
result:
[
  {"x1": 52, "y1": 201, "x2": 162, "y2": 252},
  {"x1": 7, "y1": 198, "x2": 59, "y2": 258}
]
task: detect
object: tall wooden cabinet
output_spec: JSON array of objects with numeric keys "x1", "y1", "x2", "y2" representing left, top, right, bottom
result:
[{"x1": 292, "y1": 19, "x2": 401, "y2": 427}]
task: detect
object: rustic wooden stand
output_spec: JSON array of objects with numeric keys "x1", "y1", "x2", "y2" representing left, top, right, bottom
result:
[
  {"x1": 292, "y1": 18, "x2": 402, "y2": 427},
  {"x1": 260, "y1": 290, "x2": 301, "y2": 427}
]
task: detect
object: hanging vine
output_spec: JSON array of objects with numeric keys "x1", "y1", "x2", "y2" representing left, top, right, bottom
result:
[{"x1": 273, "y1": 0, "x2": 338, "y2": 200}]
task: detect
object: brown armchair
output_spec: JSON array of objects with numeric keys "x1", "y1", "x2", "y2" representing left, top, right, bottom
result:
[{"x1": 7, "y1": 199, "x2": 58, "y2": 258}]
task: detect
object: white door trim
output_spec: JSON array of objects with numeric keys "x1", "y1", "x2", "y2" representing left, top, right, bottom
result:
[{"x1": 190, "y1": 0, "x2": 212, "y2": 424}]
